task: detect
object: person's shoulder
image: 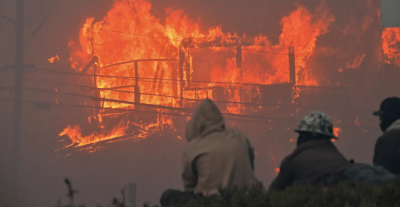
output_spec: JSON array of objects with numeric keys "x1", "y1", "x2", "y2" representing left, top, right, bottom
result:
[
  {"x1": 386, "y1": 128, "x2": 400, "y2": 136},
  {"x1": 182, "y1": 138, "x2": 200, "y2": 155},
  {"x1": 380, "y1": 129, "x2": 400, "y2": 141}
]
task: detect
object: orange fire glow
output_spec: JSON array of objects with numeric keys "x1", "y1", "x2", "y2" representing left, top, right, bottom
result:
[
  {"x1": 333, "y1": 126, "x2": 342, "y2": 138},
  {"x1": 355, "y1": 116, "x2": 367, "y2": 133},
  {"x1": 55, "y1": 88, "x2": 59, "y2": 105},
  {"x1": 48, "y1": 55, "x2": 60, "y2": 63},
  {"x1": 61, "y1": 0, "x2": 336, "y2": 150},
  {"x1": 275, "y1": 168, "x2": 280, "y2": 174},
  {"x1": 346, "y1": 54, "x2": 366, "y2": 69},
  {"x1": 355, "y1": 117, "x2": 361, "y2": 127},
  {"x1": 382, "y1": 28, "x2": 400, "y2": 67}
]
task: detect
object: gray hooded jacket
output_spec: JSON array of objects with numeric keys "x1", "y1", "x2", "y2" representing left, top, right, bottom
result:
[{"x1": 181, "y1": 99, "x2": 264, "y2": 196}]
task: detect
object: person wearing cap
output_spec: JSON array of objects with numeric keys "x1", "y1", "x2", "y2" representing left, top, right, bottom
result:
[
  {"x1": 269, "y1": 111, "x2": 353, "y2": 191},
  {"x1": 373, "y1": 97, "x2": 400, "y2": 174},
  {"x1": 160, "y1": 98, "x2": 264, "y2": 207}
]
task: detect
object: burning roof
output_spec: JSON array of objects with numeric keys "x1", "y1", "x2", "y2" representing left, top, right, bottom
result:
[{"x1": 56, "y1": 0, "x2": 396, "y2": 152}]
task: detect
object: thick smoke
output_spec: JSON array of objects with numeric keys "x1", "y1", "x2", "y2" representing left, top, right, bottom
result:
[{"x1": 0, "y1": 0, "x2": 396, "y2": 206}]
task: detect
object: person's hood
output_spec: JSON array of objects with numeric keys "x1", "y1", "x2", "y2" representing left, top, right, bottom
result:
[
  {"x1": 386, "y1": 119, "x2": 400, "y2": 132},
  {"x1": 185, "y1": 98, "x2": 225, "y2": 142}
]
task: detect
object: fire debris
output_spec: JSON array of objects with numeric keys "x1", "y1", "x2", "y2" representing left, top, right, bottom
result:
[
  {"x1": 346, "y1": 54, "x2": 366, "y2": 69},
  {"x1": 48, "y1": 55, "x2": 60, "y2": 63}
]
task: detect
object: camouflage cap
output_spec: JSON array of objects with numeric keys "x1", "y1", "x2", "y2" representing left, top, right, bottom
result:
[{"x1": 294, "y1": 111, "x2": 337, "y2": 139}]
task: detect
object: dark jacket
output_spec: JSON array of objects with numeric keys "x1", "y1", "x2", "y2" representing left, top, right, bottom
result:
[
  {"x1": 269, "y1": 139, "x2": 353, "y2": 191},
  {"x1": 373, "y1": 119, "x2": 400, "y2": 174}
]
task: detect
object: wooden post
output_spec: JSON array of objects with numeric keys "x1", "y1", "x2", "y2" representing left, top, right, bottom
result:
[
  {"x1": 93, "y1": 63, "x2": 101, "y2": 115},
  {"x1": 91, "y1": 32, "x2": 100, "y2": 117},
  {"x1": 172, "y1": 61, "x2": 178, "y2": 104},
  {"x1": 134, "y1": 61, "x2": 140, "y2": 104},
  {"x1": 187, "y1": 50, "x2": 191, "y2": 87},
  {"x1": 179, "y1": 46, "x2": 184, "y2": 107},
  {"x1": 195, "y1": 90, "x2": 197, "y2": 106},
  {"x1": 289, "y1": 46, "x2": 296, "y2": 86},
  {"x1": 236, "y1": 44, "x2": 243, "y2": 70},
  {"x1": 236, "y1": 44, "x2": 243, "y2": 112}
]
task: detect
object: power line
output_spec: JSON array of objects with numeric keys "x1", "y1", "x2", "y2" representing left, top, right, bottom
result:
[
  {"x1": 24, "y1": 67, "x2": 382, "y2": 92},
  {"x1": 20, "y1": 75, "x2": 383, "y2": 101},
  {"x1": 24, "y1": 0, "x2": 64, "y2": 50},
  {"x1": 0, "y1": 98, "x2": 377, "y2": 131},
  {"x1": 0, "y1": 11, "x2": 373, "y2": 64},
  {"x1": 26, "y1": 19, "x2": 182, "y2": 42},
  {"x1": 18, "y1": 87, "x2": 294, "y2": 121},
  {"x1": 21, "y1": 84, "x2": 378, "y2": 118},
  {"x1": 9, "y1": 15, "x2": 362, "y2": 63},
  {"x1": 242, "y1": 49, "x2": 355, "y2": 63}
]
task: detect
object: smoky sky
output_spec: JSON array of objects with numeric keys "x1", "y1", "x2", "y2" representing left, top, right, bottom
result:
[{"x1": 0, "y1": 0, "x2": 393, "y2": 206}]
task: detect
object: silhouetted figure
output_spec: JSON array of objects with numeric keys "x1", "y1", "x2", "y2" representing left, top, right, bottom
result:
[
  {"x1": 373, "y1": 97, "x2": 400, "y2": 174},
  {"x1": 160, "y1": 98, "x2": 264, "y2": 207},
  {"x1": 64, "y1": 178, "x2": 79, "y2": 204},
  {"x1": 111, "y1": 187, "x2": 126, "y2": 207},
  {"x1": 269, "y1": 111, "x2": 353, "y2": 191}
]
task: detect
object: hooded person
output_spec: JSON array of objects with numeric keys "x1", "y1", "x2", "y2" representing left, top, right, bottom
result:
[
  {"x1": 269, "y1": 111, "x2": 354, "y2": 191},
  {"x1": 160, "y1": 98, "x2": 263, "y2": 207},
  {"x1": 182, "y1": 98, "x2": 264, "y2": 195},
  {"x1": 372, "y1": 97, "x2": 400, "y2": 174}
]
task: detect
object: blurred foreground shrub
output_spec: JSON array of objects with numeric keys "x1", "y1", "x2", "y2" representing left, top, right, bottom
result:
[
  {"x1": 53, "y1": 179, "x2": 400, "y2": 207},
  {"x1": 183, "y1": 180, "x2": 400, "y2": 207}
]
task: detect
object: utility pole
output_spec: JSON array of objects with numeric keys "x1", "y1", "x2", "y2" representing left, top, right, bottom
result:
[{"x1": 11, "y1": 0, "x2": 24, "y2": 202}]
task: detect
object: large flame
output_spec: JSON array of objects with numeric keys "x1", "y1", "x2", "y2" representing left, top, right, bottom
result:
[
  {"x1": 382, "y1": 28, "x2": 400, "y2": 67},
  {"x1": 61, "y1": 0, "x2": 336, "y2": 150}
]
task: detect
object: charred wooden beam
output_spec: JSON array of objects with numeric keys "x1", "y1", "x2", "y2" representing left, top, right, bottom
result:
[
  {"x1": 80, "y1": 56, "x2": 99, "y2": 74},
  {"x1": 187, "y1": 50, "x2": 191, "y2": 87},
  {"x1": 179, "y1": 46, "x2": 185, "y2": 107},
  {"x1": 134, "y1": 61, "x2": 140, "y2": 104},
  {"x1": 236, "y1": 44, "x2": 243, "y2": 69},
  {"x1": 288, "y1": 46, "x2": 296, "y2": 86},
  {"x1": 101, "y1": 58, "x2": 177, "y2": 68},
  {"x1": 181, "y1": 37, "x2": 269, "y2": 48}
]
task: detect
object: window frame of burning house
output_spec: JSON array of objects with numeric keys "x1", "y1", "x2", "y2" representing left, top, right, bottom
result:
[{"x1": 381, "y1": 0, "x2": 400, "y2": 27}]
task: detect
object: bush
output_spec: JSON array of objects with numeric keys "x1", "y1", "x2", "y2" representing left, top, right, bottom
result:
[
  {"x1": 183, "y1": 180, "x2": 400, "y2": 207},
  {"x1": 53, "y1": 178, "x2": 400, "y2": 207}
]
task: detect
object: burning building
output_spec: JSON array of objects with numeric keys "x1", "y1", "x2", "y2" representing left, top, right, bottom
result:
[
  {"x1": 3, "y1": 0, "x2": 400, "y2": 206},
  {"x1": 59, "y1": 0, "x2": 343, "y2": 152}
]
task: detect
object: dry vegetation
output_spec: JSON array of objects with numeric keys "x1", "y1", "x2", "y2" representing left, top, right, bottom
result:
[{"x1": 49, "y1": 178, "x2": 400, "y2": 207}]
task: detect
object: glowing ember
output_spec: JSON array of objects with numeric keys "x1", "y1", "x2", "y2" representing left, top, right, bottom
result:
[
  {"x1": 355, "y1": 117, "x2": 361, "y2": 127},
  {"x1": 62, "y1": 0, "x2": 336, "y2": 150},
  {"x1": 48, "y1": 55, "x2": 60, "y2": 63},
  {"x1": 55, "y1": 88, "x2": 59, "y2": 105},
  {"x1": 333, "y1": 126, "x2": 342, "y2": 138},
  {"x1": 275, "y1": 168, "x2": 280, "y2": 174},
  {"x1": 355, "y1": 116, "x2": 367, "y2": 132}
]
